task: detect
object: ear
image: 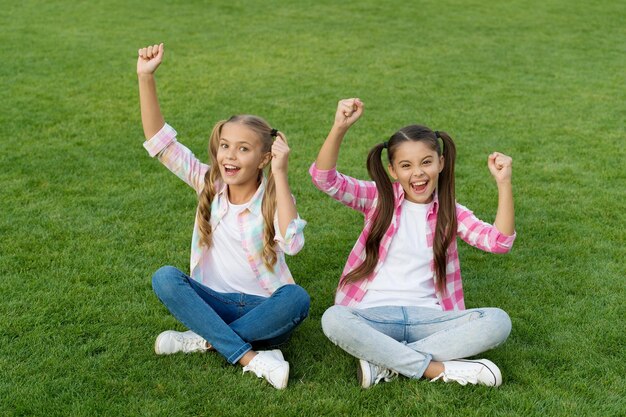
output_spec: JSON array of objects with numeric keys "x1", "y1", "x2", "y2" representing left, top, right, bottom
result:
[
  {"x1": 438, "y1": 155, "x2": 445, "y2": 173},
  {"x1": 258, "y1": 151, "x2": 272, "y2": 169},
  {"x1": 388, "y1": 163, "x2": 398, "y2": 180}
]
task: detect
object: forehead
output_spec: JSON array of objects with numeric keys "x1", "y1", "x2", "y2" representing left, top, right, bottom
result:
[
  {"x1": 221, "y1": 122, "x2": 262, "y2": 145},
  {"x1": 392, "y1": 141, "x2": 438, "y2": 161}
]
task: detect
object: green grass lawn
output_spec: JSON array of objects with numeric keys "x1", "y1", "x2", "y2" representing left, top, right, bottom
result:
[{"x1": 1, "y1": 0, "x2": 624, "y2": 416}]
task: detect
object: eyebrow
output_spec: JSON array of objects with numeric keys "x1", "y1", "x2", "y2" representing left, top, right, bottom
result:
[
  {"x1": 220, "y1": 137, "x2": 253, "y2": 146},
  {"x1": 398, "y1": 156, "x2": 433, "y2": 164}
]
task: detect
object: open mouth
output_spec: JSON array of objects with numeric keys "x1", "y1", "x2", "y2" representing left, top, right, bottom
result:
[
  {"x1": 411, "y1": 180, "x2": 428, "y2": 194},
  {"x1": 223, "y1": 164, "x2": 241, "y2": 176}
]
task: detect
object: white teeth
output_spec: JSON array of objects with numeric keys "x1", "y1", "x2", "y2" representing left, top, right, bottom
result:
[
  {"x1": 412, "y1": 181, "x2": 427, "y2": 186},
  {"x1": 224, "y1": 165, "x2": 239, "y2": 169}
]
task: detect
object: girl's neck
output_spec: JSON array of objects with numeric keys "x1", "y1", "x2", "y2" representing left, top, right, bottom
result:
[{"x1": 227, "y1": 182, "x2": 259, "y2": 205}]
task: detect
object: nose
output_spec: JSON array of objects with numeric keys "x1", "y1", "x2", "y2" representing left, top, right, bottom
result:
[
  {"x1": 412, "y1": 167, "x2": 425, "y2": 178},
  {"x1": 225, "y1": 147, "x2": 236, "y2": 159}
]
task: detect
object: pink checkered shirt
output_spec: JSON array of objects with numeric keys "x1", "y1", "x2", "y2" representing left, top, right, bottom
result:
[
  {"x1": 144, "y1": 123, "x2": 306, "y2": 295},
  {"x1": 309, "y1": 163, "x2": 516, "y2": 310}
]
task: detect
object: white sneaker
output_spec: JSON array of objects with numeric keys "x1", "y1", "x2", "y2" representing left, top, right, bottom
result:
[
  {"x1": 243, "y1": 350, "x2": 290, "y2": 389},
  {"x1": 154, "y1": 330, "x2": 209, "y2": 355},
  {"x1": 432, "y1": 359, "x2": 502, "y2": 387},
  {"x1": 357, "y1": 359, "x2": 398, "y2": 389},
  {"x1": 267, "y1": 349, "x2": 285, "y2": 361}
]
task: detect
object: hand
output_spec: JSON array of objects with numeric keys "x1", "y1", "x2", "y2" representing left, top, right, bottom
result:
[
  {"x1": 333, "y1": 98, "x2": 364, "y2": 130},
  {"x1": 137, "y1": 43, "x2": 164, "y2": 75},
  {"x1": 270, "y1": 133, "x2": 290, "y2": 174},
  {"x1": 488, "y1": 152, "x2": 513, "y2": 184}
]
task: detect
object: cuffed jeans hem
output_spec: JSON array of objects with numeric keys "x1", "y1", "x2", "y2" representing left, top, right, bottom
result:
[
  {"x1": 228, "y1": 343, "x2": 253, "y2": 365},
  {"x1": 407, "y1": 353, "x2": 432, "y2": 379}
]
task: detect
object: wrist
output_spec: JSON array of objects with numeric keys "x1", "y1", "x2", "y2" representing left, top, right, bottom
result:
[
  {"x1": 272, "y1": 167, "x2": 289, "y2": 177},
  {"x1": 137, "y1": 72, "x2": 155, "y2": 79},
  {"x1": 496, "y1": 179, "x2": 512, "y2": 188},
  {"x1": 331, "y1": 124, "x2": 349, "y2": 135}
]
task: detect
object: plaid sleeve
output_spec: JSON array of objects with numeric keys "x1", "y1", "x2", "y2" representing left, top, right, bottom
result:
[
  {"x1": 274, "y1": 215, "x2": 307, "y2": 256},
  {"x1": 456, "y1": 203, "x2": 516, "y2": 253},
  {"x1": 143, "y1": 123, "x2": 209, "y2": 193},
  {"x1": 309, "y1": 162, "x2": 378, "y2": 213}
]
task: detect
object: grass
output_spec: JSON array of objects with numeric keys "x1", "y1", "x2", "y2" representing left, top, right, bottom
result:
[{"x1": 1, "y1": 0, "x2": 624, "y2": 416}]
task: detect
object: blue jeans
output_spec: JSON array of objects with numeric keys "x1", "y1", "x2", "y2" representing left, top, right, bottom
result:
[
  {"x1": 321, "y1": 305, "x2": 511, "y2": 379},
  {"x1": 152, "y1": 266, "x2": 310, "y2": 364}
]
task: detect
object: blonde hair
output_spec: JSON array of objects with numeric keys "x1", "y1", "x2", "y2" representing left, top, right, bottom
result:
[{"x1": 197, "y1": 115, "x2": 279, "y2": 269}]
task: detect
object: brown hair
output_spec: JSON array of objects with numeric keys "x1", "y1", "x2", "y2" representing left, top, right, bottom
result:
[
  {"x1": 342, "y1": 125, "x2": 457, "y2": 294},
  {"x1": 197, "y1": 115, "x2": 278, "y2": 269}
]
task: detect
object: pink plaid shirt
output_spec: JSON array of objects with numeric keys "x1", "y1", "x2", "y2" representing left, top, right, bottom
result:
[
  {"x1": 309, "y1": 163, "x2": 516, "y2": 310},
  {"x1": 144, "y1": 123, "x2": 306, "y2": 295}
]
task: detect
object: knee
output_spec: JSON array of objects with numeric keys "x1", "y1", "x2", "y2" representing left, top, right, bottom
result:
[
  {"x1": 321, "y1": 305, "x2": 350, "y2": 340},
  {"x1": 277, "y1": 284, "x2": 311, "y2": 316},
  {"x1": 486, "y1": 308, "x2": 512, "y2": 343},
  {"x1": 151, "y1": 265, "x2": 183, "y2": 298}
]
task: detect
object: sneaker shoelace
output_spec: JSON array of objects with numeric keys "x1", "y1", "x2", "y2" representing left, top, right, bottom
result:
[
  {"x1": 243, "y1": 355, "x2": 275, "y2": 377},
  {"x1": 373, "y1": 366, "x2": 398, "y2": 384},
  {"x1": 431, "y1": 367, "x2": 479, "y2": 385},
  {"x1": 177, "y1": 334, "x2": 206, "y2": 353}
]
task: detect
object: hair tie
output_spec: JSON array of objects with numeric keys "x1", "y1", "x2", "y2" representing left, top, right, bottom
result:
[
  {"x1": 434, "y1": 131, "x2": 440, "y2": 138},
  {"x1": 270, "y1": 128, "x2": 278, "y2": 137},
  {"x1": 383, "y1": 141, "x2": 388, "y2": 149}
]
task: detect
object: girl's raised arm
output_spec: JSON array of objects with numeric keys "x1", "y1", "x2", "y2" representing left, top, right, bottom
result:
[
  {"x1": 137, "y1": 43, "x2": 166, "y2": 139},
  {"x1": 315, "y1": 98, "x2": 364, "y2": 169},
  {"x1": 488, "y1": 152, "x2": 515, "y2": 236},
  {"x1": 271, "y1": 133, "x2": 298, "y2": 237}
]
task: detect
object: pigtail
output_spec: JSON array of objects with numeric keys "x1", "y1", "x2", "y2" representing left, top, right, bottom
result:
[
  {"x1": 261, "y1": 164, "x2": 278, "y2": 269},
  {"x1": 342, "y1": 143, "x2": 394, "y2": 285},
  {"x1": 433, "y1": 131, "x2": 457, "y2": 293},
  {"x1": 198, "y1": 120, "x2": 227, "y2": 248}
]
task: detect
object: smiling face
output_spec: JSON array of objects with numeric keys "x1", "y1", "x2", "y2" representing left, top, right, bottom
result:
[
  {"x1": 216, "y1": 122, "x2": 271, "y2": 189},
  {"x1": 388, "y1": 140, "x2": 444, "y2": 204}
]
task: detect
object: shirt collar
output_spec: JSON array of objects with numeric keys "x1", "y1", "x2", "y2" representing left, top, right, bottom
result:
[
  {"x1": 393, "y1": 182, "x2": 439, "y2": 215},
  {"x1": 215, "y1": 175, "x2": 266, "y2": 216}
]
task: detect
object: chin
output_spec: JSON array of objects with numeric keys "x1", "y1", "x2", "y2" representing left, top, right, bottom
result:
[{"x1": 408, "y1": 191, "x2": 435, "y2": 204}]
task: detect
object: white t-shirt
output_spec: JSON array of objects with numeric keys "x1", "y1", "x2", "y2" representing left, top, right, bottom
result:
[
  {"x1": 358, "y1": 199, "x2": 441, "y2": 309},
  {"x1": 202, "y1": 199, "x2": 268, "y2": 297}
]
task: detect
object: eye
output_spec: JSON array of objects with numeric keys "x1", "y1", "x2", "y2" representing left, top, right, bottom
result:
[
  {"x1": 423, "y1": 159, "x2": 432, "y2": 166},
  {"x1": 239, "y1": 146, "x2": 249, "y2": 152},
  {"x1": 220, "y1": 143, "x2": 228, "y2": 149},
  {"x1": 401, "y1": 164, "x2": 410, "y2": 169}
]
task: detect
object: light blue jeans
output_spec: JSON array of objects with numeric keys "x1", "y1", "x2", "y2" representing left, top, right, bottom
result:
[
  {"x1": 321, "y1": 305, "x2": 512, "y2": 379},
  {"x1": 152, "y1": 266, "x2": 310, "y2": 364}
]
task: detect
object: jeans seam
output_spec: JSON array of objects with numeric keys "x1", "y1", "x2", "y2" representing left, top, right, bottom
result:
[
  {"x1": 353, "y1": 313, "x2": 404, "y2": 325},
  {"x1": 402, "y1": 307, "x2": 409, "y2": 342},
  {"x1": 405, "y1": 310, "x2": 483, "y2": 326},
  {"x1": 191, "y1": 281, "x2": 241, "y2": 305}
]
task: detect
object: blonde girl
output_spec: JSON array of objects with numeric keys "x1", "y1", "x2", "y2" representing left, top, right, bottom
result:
[{"x1": 137, "y1": 43, "x2": 309, "y2": 389}]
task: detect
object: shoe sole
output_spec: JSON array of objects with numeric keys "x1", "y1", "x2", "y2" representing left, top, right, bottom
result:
[
  {"x1": 154, "y1": 331, "x2": 177, "y2": 355},
  {"x1": 276, "y1": 361, "x2": 290, "y2": 390},
  {"x1": 357, "y1": 359, "x2": 372, "y2": 389},
  {"x1": 456, "y1": 359, "x2": 502, "y2": 387}
]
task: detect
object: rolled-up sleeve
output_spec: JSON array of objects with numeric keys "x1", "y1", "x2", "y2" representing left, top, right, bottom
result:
[
  {"x1": 309, "y1": 162, "x2": 377, "y2": 213},
  {"x1": 274, "y1": 215, "x2": 307, "y2": 255},
  {"x1": 456, "y1": 203, "x2": 516, "y2": 253},
  {"x1": 143, "y1": 123, "x2": 177, "y2": 157},
  {"x1": 143, "y1": 123, "x2": 208, "y2": 192}
]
